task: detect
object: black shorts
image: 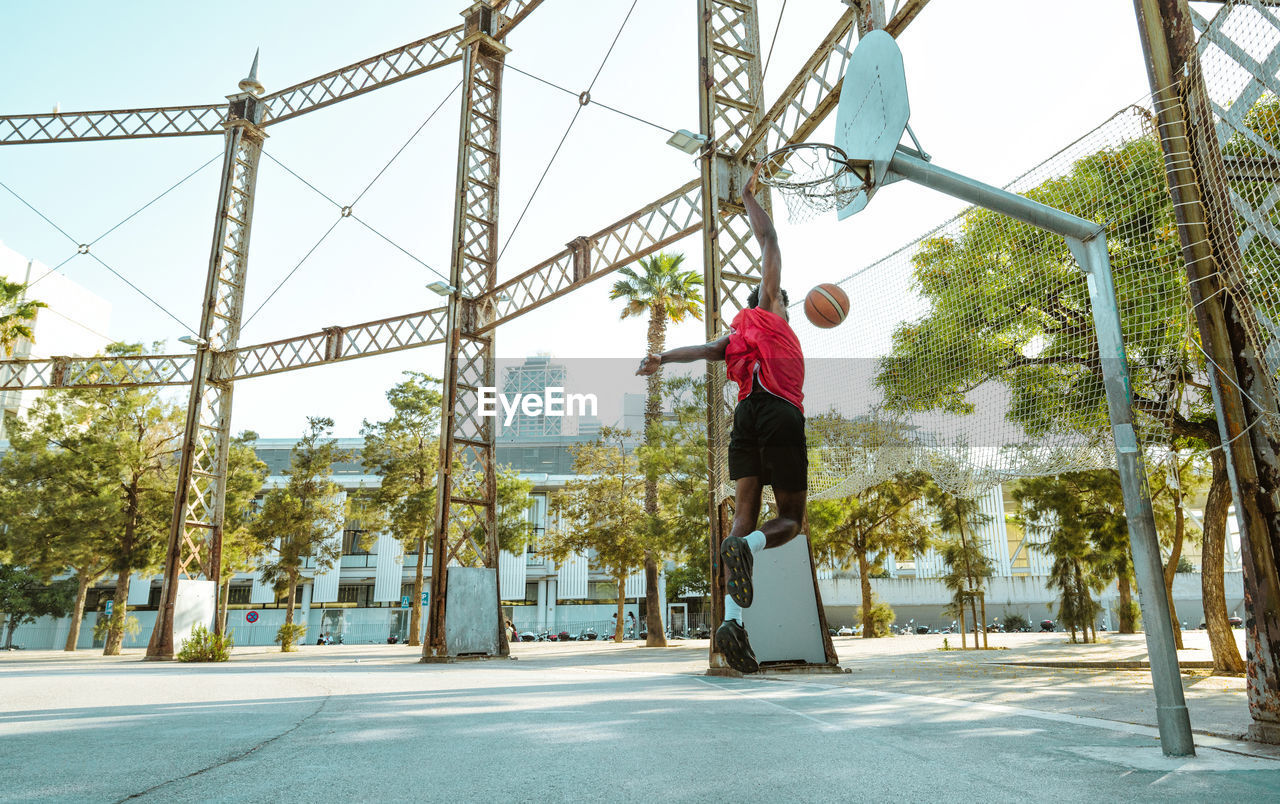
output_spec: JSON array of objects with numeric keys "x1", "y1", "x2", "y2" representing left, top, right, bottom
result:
[{"x1": 728, "y1": 388, "x2": 808, "y2": 492}]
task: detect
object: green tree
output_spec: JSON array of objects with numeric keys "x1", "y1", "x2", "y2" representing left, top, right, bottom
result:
[
  {"x1": 1148, "y1": 449, "x2": 1206, "y2": 649},
  {"x1": 809, "y1": 470, "x2": 932, "y2": 639},
  {"x1": 0, "y1": 343, "x2": 183, "y2": 654},
  {"x1": 250, "y1": 417, "x2": 348, "y2": 649},
  {"x1": 82, "y1": 344, "x2": 185, "y2": 655},
  {"x1": 0, "y1": 564, "x2": 76, "y2": 648},
  {"x1": 215, "y1": 431, "x2": 270, "y2": 633},
  {"x1": 0, "y1": 278, "x2": 45, "y2": 356},
  {"x1": 873, "y1": 135, "x2": 1246, "y2": 668},
  {"x1": 611, "y1": 251, "x2": 703, "y2": 647},
  {"x1": 638, "y1": 376, "x2": 712, "y2": 622},
  {"x1": 1014, "y1": 473, "x2": 1125, "y2": 643},
  {"x1": 359, "y1": 373, "x2": 442, "y2": 646},
  {"x1": 0, "y1": 400, "x2": 113, "y2": 650},
  {"x1": 927, "y1": 488, "x2": 994, "y2": 648},
  {"x1": 546, "y1": 428, "x2": 646, "y2": 642}
]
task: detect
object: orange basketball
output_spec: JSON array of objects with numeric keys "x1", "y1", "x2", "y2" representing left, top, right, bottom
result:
[{"x1": 804, "y1": 283, "x2": 849, "y2": 329}]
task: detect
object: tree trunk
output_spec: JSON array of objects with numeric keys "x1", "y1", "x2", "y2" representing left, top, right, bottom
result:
[
  {"x1": 615, "y1": 576, "x2": 626, "y2": 642},
  {"x1": 958, "y1": 598, "x2": 967, "y2": 649},
  {"x1": 979, "y1": 592, "x2": 988, "y2": 649},
  {"x1": 956, "y1": 517, "x2": 981, "y2": 648},
  {"x1": 1165, "y1": 488, "x2": 1186, "y2": 649},
  {"x1": 102, "y1": 571, "x2": 130, "y2": 656},
  {"x1": 1117, "y1": 570, "x2": 1135, "y2": 634},
  {"x1": 285, "y1": 576, "x2": 297, "y2": 627},
  {"x1": 218, "y1": 579, "x2": 231, "y2": 635},
  {"x1": 410, "y1": 535, "x2": 426, "y2": 647},
  {"x1": 1203, "y1": 451, "x2": 1247, "y2": 673},
  {"x1": 4, "y1": 617, "x2": 17, "y2": 649},
  {"x1": 65, "y1": 572, "x2": 92, "y2": 652},
  {"x1": 643, "y1": 551, "x2": 666, "y2": 647},
  {"x1": 643, "y1": 304, "x2": 668, "y2": 648},
  {"x1": 858, "y1": 549, "x2": 875, "y2": 638}
]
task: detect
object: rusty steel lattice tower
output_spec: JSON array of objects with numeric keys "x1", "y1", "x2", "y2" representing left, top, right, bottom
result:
[
  {"x1": 425, "y1": 2, "x2": 509, "y2": 660},
  {"x1": 0, "y1": 2, "x2": 931, "y2": 664},
  {"x1": 148, "y1": 83, "x2": 267, "y2": 658}
]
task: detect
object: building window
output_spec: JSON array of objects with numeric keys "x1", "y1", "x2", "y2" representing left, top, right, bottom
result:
[
  {"x1": 588, "y1": 581, "x2": 618, "y2": 601},
  {"x1": 227, "y1": 586, "x2": 250, "y2": 605},
  {"x1": 337, "y1": 585, "x2": 367, "y2": 606},
  {"x1": 343, "y1": 529, "x2": 371, "y2": 555}
]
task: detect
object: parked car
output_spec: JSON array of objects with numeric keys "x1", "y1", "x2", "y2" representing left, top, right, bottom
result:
[
  {"x1": 1040, "y1": 619, "x2": 1056, "y2": 632},
  {"x1": 837, "y1": 625, "x2": 855, "y2": 636}
]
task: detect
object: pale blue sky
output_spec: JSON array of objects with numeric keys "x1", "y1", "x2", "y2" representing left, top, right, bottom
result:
[{"x1": 0, "y1": 1, "x2": 1156, "y2": 438}]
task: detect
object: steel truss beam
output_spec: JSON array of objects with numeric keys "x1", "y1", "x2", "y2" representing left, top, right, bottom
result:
[
  {"x1": 425, "y1": 1, "x2": 508, "y2": 661},
  {"x1": 0, "y1": 0, "x2": 536, "y2": 145},
  {"x1": 0, "y1": 2, "x2": 869, "y2": 391}
]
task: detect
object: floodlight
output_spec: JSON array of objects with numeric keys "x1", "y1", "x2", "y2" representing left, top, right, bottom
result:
[
  {"x1": 427, "y1": 281, "x2": 457, "y2": 296},
  {"x1": 178, "y1": 335, "x2": 207, "y2": 348},
  {"x1": 666, "y1": 129, "x2": 708, "y2": 155}
]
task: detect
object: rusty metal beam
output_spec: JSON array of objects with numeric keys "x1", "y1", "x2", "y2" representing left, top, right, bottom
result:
[
  {"x1": 231, "y1": 306, "x2": 449, "y2": 380},
  {"x1": 0, "y1": 0, "x2": 547, "y2": 144},
  {"x1": 0, "y1": 353, "x2": 194, "y2": 389},
  {"x1": 0, "y1": 105, "x2": 227, "y2": 145},
  {"x1": 478, "y1": 180, "x2": 703, "y2": 331},
  {"x1": 259, "y1": 26, "x2": 465, "y2": 127}
]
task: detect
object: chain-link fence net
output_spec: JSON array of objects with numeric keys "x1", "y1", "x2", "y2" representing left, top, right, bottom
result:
[{"x1": 714, "y1": 0, "x2": 1280, "y2": 503}]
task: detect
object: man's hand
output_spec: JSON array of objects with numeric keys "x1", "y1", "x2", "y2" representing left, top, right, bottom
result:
[
  {"x1": 636, "y1": 354, "x2": 662, "y2": 376},
  {"x1": 743, "y1": 161, "x2": 763, "y2": 200}
]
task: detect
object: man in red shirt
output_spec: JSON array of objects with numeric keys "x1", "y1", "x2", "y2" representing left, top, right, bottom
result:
[{"x1": 636, "y1": 167, "x2": 806, "y2": 673}]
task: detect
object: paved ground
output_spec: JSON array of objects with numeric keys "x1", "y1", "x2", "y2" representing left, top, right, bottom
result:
[{"x1": 1, "y1": 631, "x2": 1277, "y2": 802}]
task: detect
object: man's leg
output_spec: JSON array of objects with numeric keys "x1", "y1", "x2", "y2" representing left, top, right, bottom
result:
[
  {"x1": 722, "y1": 476, "x2": 763, "y2": 609},
  {"x1": 717, "y1": 476, "x2": 763, "y2": 674},
  {"x1": 757, "y1": 488, "x2": 807, "y2": 548}
]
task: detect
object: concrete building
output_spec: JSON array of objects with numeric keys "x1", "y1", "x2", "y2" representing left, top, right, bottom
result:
[{"x1": 0, "y1": 241, "x2": 112, "y2": 439}]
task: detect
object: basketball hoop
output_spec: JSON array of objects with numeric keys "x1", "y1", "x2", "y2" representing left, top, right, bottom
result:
[{"x1": 757, "y1": 142, "x2": 863, "y2": 223}]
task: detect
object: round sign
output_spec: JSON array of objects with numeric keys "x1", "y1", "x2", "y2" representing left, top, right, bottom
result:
[{"x1": 246, "y1": 610, "x2": 259, "y2": 623}]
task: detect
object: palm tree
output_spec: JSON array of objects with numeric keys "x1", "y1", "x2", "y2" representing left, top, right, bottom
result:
[
  {"x1": 927, "y1": 488, "x2": 993, "y2": 648},
  {"x1": 0, "y1": 278, "x2": 45, "y2": 356},
  {"x1": 610, "y1": 252, "x2": 703, "y2": 647}
]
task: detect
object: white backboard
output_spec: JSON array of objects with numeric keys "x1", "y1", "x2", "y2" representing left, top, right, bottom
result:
[{"x1": 835, "y1": 29, "x2": 910, "y2": 220}]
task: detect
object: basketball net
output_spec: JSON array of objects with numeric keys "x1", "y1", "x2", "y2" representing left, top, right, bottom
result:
[{"x1": 758, "y1": 144, "x2": 862, "y2": 224}]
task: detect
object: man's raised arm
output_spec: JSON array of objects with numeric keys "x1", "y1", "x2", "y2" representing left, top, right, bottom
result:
[{"x1": 741, "y1": 166, "x2": 784, "y2": 316}]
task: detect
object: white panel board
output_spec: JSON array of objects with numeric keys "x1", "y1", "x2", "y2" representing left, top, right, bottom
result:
[
  {"x1": 127, "y1": 574, "x2": 153, "y2": 606},
  {"x1": 557, "y1": 552, "x2": 588, "y2": 598},
  {"x1": 445, "y1": 567, "x2": 499, "y2": 656},
  {"x1": 741, "y1": 535, "x2": 829, "y2": 665},
  {"x1": 310, "y1": 528, "x2": 344, "y2": 604},
  {"x1": 373, "y1": 533, "x2": 405, "y2": 602},
  {"x1": 499, "y1": 549, "x2": 527, "y2": 600},
  {"x1": 250, "y1": 569, "x2": 275, "y2": 604},
  {"x1": 173, "y1": 579, "x2": 216, "y2": 651},
  {"x1": 979, "y1": 486, "x2": 1011, "y2": 576},
  {"x1": 624, "y1": 568, "x2": 644, "y2": 599}
]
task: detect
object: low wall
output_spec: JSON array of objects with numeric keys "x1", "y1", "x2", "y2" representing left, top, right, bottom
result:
[{"x1": 819, "y1": 572, "x2": 1246, "y2": 632}]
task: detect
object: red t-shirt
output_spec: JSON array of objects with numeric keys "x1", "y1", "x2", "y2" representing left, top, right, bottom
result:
[{"x1": 725, "y1": 306, "x2": 805, "y2": 413}]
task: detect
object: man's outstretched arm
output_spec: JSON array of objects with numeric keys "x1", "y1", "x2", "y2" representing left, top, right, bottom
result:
[
  {"x1": 741, "y1": 166, "x2": 784, "y2": 316},
  {"x1": 636, "y1": 335, "x2": 730, "y2": 376}
]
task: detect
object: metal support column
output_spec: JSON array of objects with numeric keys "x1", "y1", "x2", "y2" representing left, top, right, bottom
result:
[
  {"x1": 147, "y1": 82, "x2": 266, "y2": 659},
  {"x1": 424, "y1": 0, "x2": 507, "y2": 661},
  {"x1": 1133, "y1": 0, "x2": 1280, "y2": 743},
  {"x1": 888, "y1": 148, "x2": 1196, "y2": 756}
]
